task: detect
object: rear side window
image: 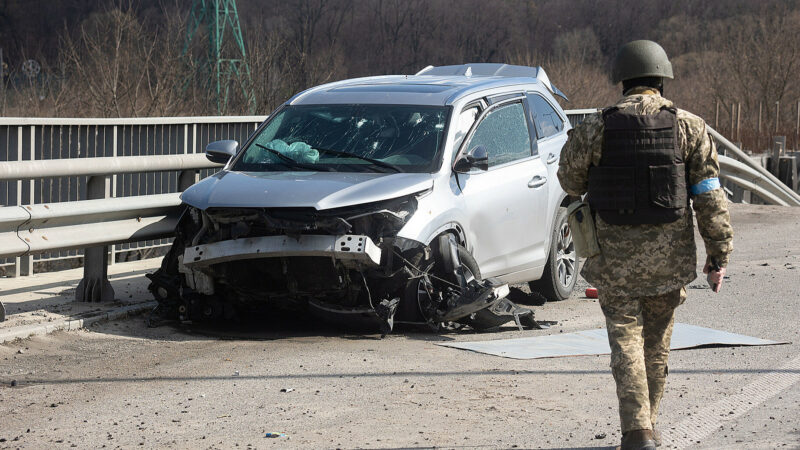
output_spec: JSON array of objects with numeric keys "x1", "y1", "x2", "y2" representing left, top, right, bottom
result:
[
  {"x1": 464, "y1": 102, "x2": 532, "y2": 168},
  {"x1": 527, "y1": 94, "x2": 564, "y2": 139}
]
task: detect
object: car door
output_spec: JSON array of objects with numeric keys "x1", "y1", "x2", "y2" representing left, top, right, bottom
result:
[
  {"x1": 454, "y1": 98, "x2": 550, "y2": 279},
  {"x1": 527, "y1": 93, "x2": 569, "y2": 233}
]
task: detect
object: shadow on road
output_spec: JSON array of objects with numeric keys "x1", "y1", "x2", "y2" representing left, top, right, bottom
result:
[{"x1": 75, "y1": 300, "x2": 548, "y2": 344}]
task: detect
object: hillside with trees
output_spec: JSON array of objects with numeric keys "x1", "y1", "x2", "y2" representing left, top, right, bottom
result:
[{"x1": 1, "y1": 0, "x2": 799, "y2": 150}]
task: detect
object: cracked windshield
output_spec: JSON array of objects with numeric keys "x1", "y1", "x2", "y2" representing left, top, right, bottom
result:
[{"x1": 233, "y1": 105, "x2": 449, "y2": 173}]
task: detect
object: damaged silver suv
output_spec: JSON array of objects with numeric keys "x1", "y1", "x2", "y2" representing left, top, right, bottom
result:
[{"x1": 148, "y1": 63, "x2": 577, "y2": 333}]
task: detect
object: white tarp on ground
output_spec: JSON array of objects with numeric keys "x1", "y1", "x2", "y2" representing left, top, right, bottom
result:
[{"x1": 437, "y1": 323, "x2": 787, "y2": 360}]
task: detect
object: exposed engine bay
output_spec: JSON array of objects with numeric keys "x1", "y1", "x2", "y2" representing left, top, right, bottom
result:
[{"x1": 147, "y1": 194, "x2": 544, "y2": 334}]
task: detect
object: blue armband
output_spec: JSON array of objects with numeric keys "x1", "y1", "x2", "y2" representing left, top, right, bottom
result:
[{"x1": 690, "y1": 177, "x2": 721, "y2": 195}]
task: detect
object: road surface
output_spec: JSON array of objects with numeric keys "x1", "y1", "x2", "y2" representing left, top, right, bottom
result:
[{"x1": 1, "y1": 203, "x2": 799, "y2": 449}]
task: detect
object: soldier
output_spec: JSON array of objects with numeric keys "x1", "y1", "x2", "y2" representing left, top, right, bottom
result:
[{"x1": 557, "y1": 40, "x2": 733, "y2": 450}]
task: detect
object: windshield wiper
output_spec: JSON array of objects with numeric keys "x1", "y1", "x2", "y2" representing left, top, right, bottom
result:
[
  {"x1": 314, "y1": 147, "x2": 402, "y2": 173},
  {"x1": 254, "y1": 143, "x2": 329, "y2": 171}
]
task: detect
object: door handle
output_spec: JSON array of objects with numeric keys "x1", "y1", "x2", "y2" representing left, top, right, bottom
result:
[
  {"x1": 546, "y1": 153, "x2": 558, "y2": 164},
  {"x1": 528, "y1": 176, "x2": 547, "y2": 188}
]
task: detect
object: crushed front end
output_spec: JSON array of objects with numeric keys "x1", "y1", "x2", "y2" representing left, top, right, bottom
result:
[{"x1": 147, "y1": 194, "x2": 539, "y2": 334}]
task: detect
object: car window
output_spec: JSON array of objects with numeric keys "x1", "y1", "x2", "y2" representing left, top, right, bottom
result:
[
  {"x1": 233, "y1": 104, "x2": 449, "y2": 173},
  {"x1": 527, "y1": 94, "x2": 564, "y2": 139},
  {"x1": 464, "y1": 102, "x2": 532, "y2": 168}
]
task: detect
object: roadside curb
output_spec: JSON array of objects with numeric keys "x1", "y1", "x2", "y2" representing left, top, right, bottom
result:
[{"x1": 0, "y1": 301, "x2": 157, "y2": 344}]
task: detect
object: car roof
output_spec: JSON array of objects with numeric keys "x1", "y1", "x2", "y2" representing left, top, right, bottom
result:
[{"x1": 287, "y1": 63, "x2": 566, "y2": 107}]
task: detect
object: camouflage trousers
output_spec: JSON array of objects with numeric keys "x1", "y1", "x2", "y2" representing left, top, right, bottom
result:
[{"x1": 598, "y1": 287, "x2": 686, "y2": 433}]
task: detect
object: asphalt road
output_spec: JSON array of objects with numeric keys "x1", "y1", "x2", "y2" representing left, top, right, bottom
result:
[{"x1": 1, "y1": 203, "x2": 799, "y2": 449}]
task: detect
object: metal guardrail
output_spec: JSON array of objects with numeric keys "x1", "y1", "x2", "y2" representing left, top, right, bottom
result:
[
  {"x1": 0, "y1": 153, "x2": 217, "y2": 181},
  {"x1": 0, "y1": 149, "x2": 222, "y2": 301},
  {"x1": 0, "y1": 115, "x2": 265, "y2": 276},
  {"x1": 0, "y1": 111, "x2": 797, "y2": 302},
  {"x1": 710, "y1": 127, "x2": 800, "y2": 206},
  {"x1": 0, "y1": 193, "x2": 182, "y2": 258}
]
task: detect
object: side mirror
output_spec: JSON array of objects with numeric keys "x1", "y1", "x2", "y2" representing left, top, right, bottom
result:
[
  {"x1": 206, "y1": 140, "x2": 238, "y2": 164},
  {"x1": 453, "y1": 145, "x2": 489, "y2": 173}
]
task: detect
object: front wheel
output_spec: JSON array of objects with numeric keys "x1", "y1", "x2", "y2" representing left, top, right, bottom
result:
[
  {"x1": 529, "y1": 207, "x2": 577, "y2": 301},
  {"x1": 401, "y1": 235, "x2": 481, "y2": 325}
]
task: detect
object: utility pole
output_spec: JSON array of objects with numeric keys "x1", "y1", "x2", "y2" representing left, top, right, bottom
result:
[{"x1": 184, "y1": 0, "x2": 256, "y2": 114}]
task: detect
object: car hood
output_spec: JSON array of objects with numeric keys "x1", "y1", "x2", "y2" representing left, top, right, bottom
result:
[{"x1": 181, "y1": 170, "x2": 434, "y2": 211}]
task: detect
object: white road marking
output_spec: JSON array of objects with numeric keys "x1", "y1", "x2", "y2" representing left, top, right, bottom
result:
[{"x1": 662, "y1": 353, "x2": 800, "y2": 448}]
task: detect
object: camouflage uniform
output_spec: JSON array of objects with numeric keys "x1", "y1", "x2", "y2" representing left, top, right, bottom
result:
[{"x1": 557, "y1": 87, "x2": 734, "y2": 433}]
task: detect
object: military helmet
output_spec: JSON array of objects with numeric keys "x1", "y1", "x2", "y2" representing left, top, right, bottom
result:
[{"x1": 611, "y1": 40, "x2": 673, "y2": 84}]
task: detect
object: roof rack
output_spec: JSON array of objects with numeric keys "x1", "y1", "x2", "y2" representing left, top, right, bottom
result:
[{"x1": 415, "y1": 63, "x2": 568, "y2": 101}]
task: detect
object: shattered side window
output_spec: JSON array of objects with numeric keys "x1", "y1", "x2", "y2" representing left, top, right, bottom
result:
[
  {"x1": 232, "y1": 104, "x2": 450, "y2": 173},
  {"x1": 464, "y1": 102, "x2": 532, "y2": 168}
]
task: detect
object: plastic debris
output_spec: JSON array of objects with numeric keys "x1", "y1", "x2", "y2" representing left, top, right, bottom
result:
[
  {"x1": 280, "y1": 388, "x2": 294, "y2": 393},
  {"x1": 585, "y1": 287, "x2": 598, "y2": 298},
  {"x1": 265, "y1": 432, "x2": 286, "y2": 438}
]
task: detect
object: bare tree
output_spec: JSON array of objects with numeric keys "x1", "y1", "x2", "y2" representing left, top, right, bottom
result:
[
  {"x1": 278, "y1": 0, "x2": 352, "y2": 92},
  {"x1": 245, "y1": 29, "x2": 290, "y2": 113},
  {"x1": 509, "y1": 48, "x2": 617, "y2": 110},
  {"x1": 59, "y1": 2, "x2": 195, "y2": 117}
]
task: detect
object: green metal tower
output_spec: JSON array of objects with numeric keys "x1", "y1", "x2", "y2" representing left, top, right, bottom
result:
[{"x1": 185, "y1": 0, "x2": 256, "y2": 114}]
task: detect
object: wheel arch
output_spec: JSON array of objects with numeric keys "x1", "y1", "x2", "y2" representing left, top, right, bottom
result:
[{"x1": 422, "y1": 221, "x2": 468, "y2": 249}]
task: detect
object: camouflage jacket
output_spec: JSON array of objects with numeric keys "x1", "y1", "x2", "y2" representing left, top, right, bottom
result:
[{"x1": 557, "y1": 88, "x2": 734, "y2": 296}]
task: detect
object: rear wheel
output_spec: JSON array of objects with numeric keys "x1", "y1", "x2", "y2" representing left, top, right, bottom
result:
[{"x1": 529, "y1": 207, "x2": 577, "y2": 301}]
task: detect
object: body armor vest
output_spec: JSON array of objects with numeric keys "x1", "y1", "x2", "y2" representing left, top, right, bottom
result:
[{"x1": 587, "y1": 106, "x2": 688, "y2": 225}]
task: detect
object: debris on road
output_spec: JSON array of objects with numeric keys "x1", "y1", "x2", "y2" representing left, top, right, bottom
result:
[
  {"x1": 438, "y1": 323, "x2": 787, "y2": 359},
  {"x1": 280, "y1": 388, "x2": 294, "y2": 393},
  {"x1": 585, "y1": 287, "x2": 598, "y2": 298},
  {"x1": 265, "y1": 432, "x2": 286, "y2": 438}
]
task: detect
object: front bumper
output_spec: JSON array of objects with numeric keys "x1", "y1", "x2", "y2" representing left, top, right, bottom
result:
[{"x1": 182, "y1": 234, "x2": 382, "y2": 269}]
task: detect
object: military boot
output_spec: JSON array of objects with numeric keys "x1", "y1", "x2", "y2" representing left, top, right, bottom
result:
[{"x1": 617, "y1": 429, "x2": 657, "y2": 450}]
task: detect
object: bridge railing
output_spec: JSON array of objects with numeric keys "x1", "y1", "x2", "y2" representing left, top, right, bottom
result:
[
  {"x1": 0, "y1": 116, "x2": 266, "y2": 277},
  {"x1": 1, "y1": 112, "x2": 797, "y2": 302}
]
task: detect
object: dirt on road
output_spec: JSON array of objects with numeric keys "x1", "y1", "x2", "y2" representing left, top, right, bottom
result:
[{"x1": 1, "y1": 203, "x2": 799, "y2": 449}]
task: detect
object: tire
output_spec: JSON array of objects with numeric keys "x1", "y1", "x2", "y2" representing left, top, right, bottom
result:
[
  {"x1": 436, "y1": 234, "x2": 481, "y2": 283},
  {"x1": 529, "y1": 207, "x2": 577, "y2": 301},
  {"x1": 401, "y1": 235, "x2": 481, "y2": 323}
]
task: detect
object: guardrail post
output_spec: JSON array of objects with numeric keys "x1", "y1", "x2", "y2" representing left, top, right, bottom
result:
[
  {"x1": 770, "y1": 137, "x2": 786, "y2": 177},
  {"x1": 76, "y1": 175, "x2": 114, "y2": 302},
  {"x1": 12, "y1": 125, "x2": 34, "y2": 277},
  {"x1": 178, "y1": 169, "x2": 198, "y2": 191}
]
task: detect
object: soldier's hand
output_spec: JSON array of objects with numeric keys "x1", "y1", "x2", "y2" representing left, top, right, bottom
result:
[{"x1": 703, "y1": 258, "x2": 726, "y2": 293}]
